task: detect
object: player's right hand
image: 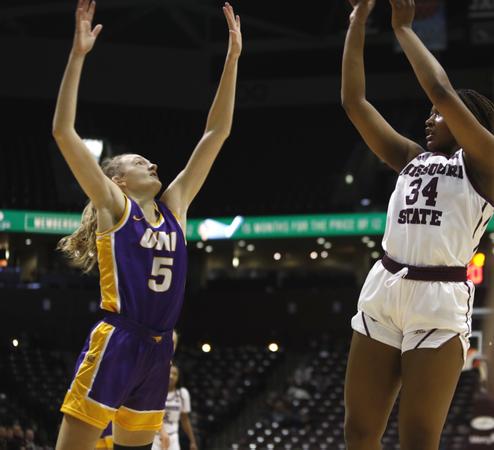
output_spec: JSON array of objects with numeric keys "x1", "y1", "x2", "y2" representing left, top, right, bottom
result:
[
  {"x1": 348, "y1": 0, "x2": 376, "y2": 24},
  {"x1": 72, "y1": 0, "x2": 103, "y2": 56},
  {"x1": 223, "y1": 2, "x2": 242, "y2": 59}
]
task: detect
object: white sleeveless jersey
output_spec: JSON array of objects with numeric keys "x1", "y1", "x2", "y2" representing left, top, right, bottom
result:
[
  {"x1": 382, "y1": 150, "x2": 493, "y2": 267},
  {"x1": 163, "y1": 387, "x2": 191, "y2": 435}
]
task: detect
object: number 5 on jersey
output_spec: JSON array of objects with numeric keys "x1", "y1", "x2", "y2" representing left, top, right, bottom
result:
[{"x1": 149, "y1": 257, "x2": 173, "y2": 292}]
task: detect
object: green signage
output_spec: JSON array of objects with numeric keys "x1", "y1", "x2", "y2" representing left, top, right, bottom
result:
[
  {"x1": 1, "y1": 209, "x2": 493, "y2": 240},
  {"x1": 185, "y1": 213, "x2": 388, "y2": 240},
  {"x1": 0, "y1": 210, "x2": 82, "y2": 235}
]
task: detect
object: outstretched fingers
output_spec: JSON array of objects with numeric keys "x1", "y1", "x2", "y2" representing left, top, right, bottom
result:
[
  {"x1": 87, "y1": 0, "x2": 96, "y2": 23},
  {"x1": 75, "y1": 0, "x2": 84, "y2": 23},
  {"x1": 223, "y1": 2, "x2": 238, "y2": 31},
  {"x1": 76, "y1": 0, "x2": 96, "y2": 24},
  {"x1": 92, "y1": 23, "x2": 103, "y2": 38}
]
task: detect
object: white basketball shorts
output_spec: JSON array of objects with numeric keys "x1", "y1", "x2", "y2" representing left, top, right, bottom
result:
[{"x1": 351, "y1": 259, "x2": 473, "y2": 361}]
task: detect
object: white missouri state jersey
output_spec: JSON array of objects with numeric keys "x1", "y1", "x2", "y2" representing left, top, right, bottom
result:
[
  {"x1": 164, "y1": 387, "x2": 191, "y2": 435},
  {"x1": 382, "y1": 150, "x2": 493, "y2": 267}
]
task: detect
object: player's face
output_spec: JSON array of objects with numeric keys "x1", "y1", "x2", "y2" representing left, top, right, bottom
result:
[
  {"x1": 118, "y1": 154, "x2": 162, "y2": 197},
  {"x1": 169, "y1": 366, "x2": 179, "y2": 388},
  {"x1": 425, "y1": 107, "x2": 458, "y2": 154}
]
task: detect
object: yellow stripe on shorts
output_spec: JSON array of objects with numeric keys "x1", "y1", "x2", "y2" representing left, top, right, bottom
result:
[
  {"x1": 114, "y1": 405, "x2": 165, "y2": 432},
  {"x1": 61, "y1": 322, "x2": 117, "y2": 430}
]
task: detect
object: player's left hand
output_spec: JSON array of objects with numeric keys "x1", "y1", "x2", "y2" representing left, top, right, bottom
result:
[
  {"x1": 223, "y1": 2, "x2": 242, "y2": 59},
  {"x1": 190, "y1": 443, "x2": 198, "y2": 450},
  {"x1": 161, "y1": 432, "x2": 170, "y2": 450},
  {"x1": 389, "y1": 0, "x2": 415, "y2": 30}
]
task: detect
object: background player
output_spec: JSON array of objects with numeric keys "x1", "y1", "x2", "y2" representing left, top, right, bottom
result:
[
  {"x1": 152, "y1": 364, "x2": 197, "y2": 450},
  {"x1": 341, "y1": 0, "x2": 494, "y2": 449},
  {"x1": 52, "y1": 1, "x2": 241, "y2": 449}
]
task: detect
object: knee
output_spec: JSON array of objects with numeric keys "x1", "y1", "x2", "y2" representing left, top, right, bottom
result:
[
  {"x1": 400, "y1": 421, "x2": 441, "y2": 450},
  {"x1": 344, "y1": 415, "x2": 382, "y2": 448}
]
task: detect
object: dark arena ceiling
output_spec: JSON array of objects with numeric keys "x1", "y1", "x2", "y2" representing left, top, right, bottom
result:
[{"x1": 0, "y1": 0, "x2": 472, "y2": 50}]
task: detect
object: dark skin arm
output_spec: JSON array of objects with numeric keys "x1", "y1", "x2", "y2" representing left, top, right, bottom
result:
[
  {"x1": 391, "y1": 0, "x2": 494, "y2": 194},
  {"x1": 180, "y1": 413, "x2": 198, "y2": 450},
  {"x1": 341, "y1": 0, "x2": 423, "y2": 173}
]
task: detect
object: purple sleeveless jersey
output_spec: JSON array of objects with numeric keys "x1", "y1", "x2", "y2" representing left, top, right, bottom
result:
[
  {"x1": 96, "y1": 196, "x2": 187, "y2": 331},
  {"x1": 61, "y1": 196, "x2": 184, "y2": 431}
]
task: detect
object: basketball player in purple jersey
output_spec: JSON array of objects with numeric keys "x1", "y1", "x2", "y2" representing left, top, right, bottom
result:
[
  {"x1": 52, "y1": 1, "x2": 241, "y2": 449},
  {"x1": 93, "y1": 333, "x2": 179, "y2": 450},
  {"x1": 342, "y1": 0, "x2": 494, "y2": 449}
]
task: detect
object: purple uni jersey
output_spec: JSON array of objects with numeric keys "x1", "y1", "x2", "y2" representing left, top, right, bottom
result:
[{"x1": 96, "y1": 196, "x2": 187, "y2": 331}]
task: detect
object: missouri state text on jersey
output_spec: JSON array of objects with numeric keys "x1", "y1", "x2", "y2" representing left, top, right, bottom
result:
[
  {"x1": 382, "y1": 150, "x2": 494, "y2": 267},
  {"x1": 96, "y1": 196, "x2": 187, "y2": 331},
  {"x1": 396, "y1": 153, "x2": 465, "y2": 226}
]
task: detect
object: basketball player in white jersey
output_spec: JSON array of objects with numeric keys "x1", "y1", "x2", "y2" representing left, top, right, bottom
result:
[
  {"x1": 342, "y1": 0, "x2": 494, "y2": 449},
  {"x1": 152, "y1": 364, "x2": 197, "y2": 450}
]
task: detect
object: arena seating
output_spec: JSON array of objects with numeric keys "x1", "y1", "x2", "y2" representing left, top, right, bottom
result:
[
  {"x1": 3, "y1": 343, "x2": 284, "y2": 448},
  {"x1": 2, "y1": 337, "x2": 482, "y2": 449},
  {"x1": 230, "y1": 337, "x2": 478, "y2": 450},
  {"x1": 2, "y1": 346, "x2": 69, "y2": 446},
  {"x1": 173, "y1": 344, "x2": 284, "y2": 447}
]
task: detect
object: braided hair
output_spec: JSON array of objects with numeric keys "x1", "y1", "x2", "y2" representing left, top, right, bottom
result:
[{"x1": 456, "y1": 89, "x2": 494, "y2": 133}]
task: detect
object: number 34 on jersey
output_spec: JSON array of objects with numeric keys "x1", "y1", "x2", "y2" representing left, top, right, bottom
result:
[{"x1": 398, "y1": 177, "x2": 443, "y2": 226}]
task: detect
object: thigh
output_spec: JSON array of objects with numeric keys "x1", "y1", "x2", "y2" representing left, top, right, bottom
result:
[
  {"x1": 62, "y1": 322, "x2": 137, "y2": 430},
  {"x1": 113, "y1": 423, "x2": 156, "y2": 447},
  {"x1": 399, "y1": 335, "x2": 463, "y2": 450},
  {"x1": 56, "y1": 415, "x2": 103, "y2": 450},
  {"x1": 345, "y1": 331, "x2": 402, "y2": 434},
  {"x1": 115, "y1": 342, "x2": 171, "y2": 433}
]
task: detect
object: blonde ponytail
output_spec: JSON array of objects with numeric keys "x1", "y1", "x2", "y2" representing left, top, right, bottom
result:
[
  {"x1": 57, "y1": 202, "x2": 98, "y2": 273},
  {"x1": 57, "y1": 154, "x2": 129, "y2": 273}
]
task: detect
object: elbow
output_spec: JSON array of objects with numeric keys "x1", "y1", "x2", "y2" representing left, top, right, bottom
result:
[
  {"x1": 341, "y1": 97, "x2": 363, "y2": 117},
  {"x1": 340, "y1": 90, "x2": 349, "y2": 110},
  {"x1": 341, "y1": 87, "x2": 365, "y2": 114},
  {"x1": 52, "y1": 125, "x2": 65, "y2": 141},
  {"x1": 429, "y1": 80, "x2": 455, "y2": 107},
  {"x1": 52, "y1": 127, "x2": 63, "y2": 141},
  {"x1": 341, "y1": 97, "x2": 352, "y2": 113},
  {"x1": 341, "y1": 85, "x2": 360, "y2": 112},
  {"x1": 208, "y1": 127, "x2": 231, "y2": 141},
  {"x1": 52, "y1": 126, "x2": 74, "y2": 143}
]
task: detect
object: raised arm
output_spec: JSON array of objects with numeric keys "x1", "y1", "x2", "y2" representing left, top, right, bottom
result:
[
  {"x1": 161, "y1": 2, "x2": 241, "y2": 218},
  {"x1": 341, "y1": 0, "x2": 422, "y2": 173},
  {"x1": 52, "y1": 0, "x2": 124, "y2": 217},
  {"x1": 391, "y1": 0, "x2": 494, "y2": 176}
]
